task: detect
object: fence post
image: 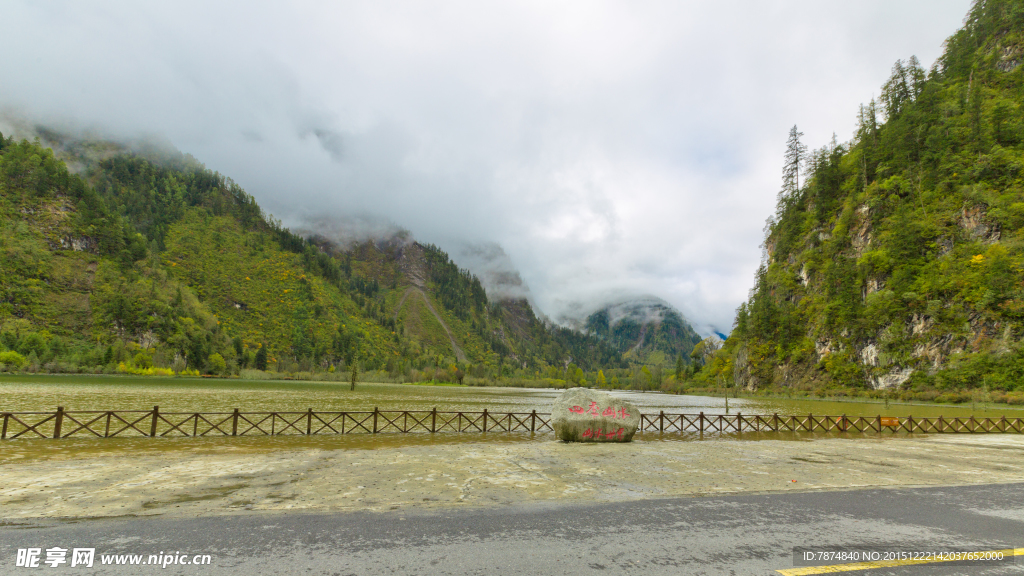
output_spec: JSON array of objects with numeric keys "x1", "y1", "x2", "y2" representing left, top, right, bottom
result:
[
  {"x1": 373, "y1": 407, "x2": 379, "y2": 433},
  {"x1": 105, "y1": 411, "x2": 112, "y2": 437},
  {"x1": 841, "y1": 414, "x2": 847, "y2": 433},
  {"x1": 432, "y1": 408, "x2": 437, "y2": 433},
  {"x1": 773, "y1": 412, "x2": 779, "y2": 432},
  {"x1": 807, "y1": 413, "x2": 813, "y2": 432},
  {"x1": 908, "y1": 414, "x2": 914, "y2": 434},
  {"x1": 2, "y1": 412, "x2": 8, "y2": 440},
  {"x1": 1001, "y1": 415, "x2": 1007, "y2": 433},
  {"x1": 659, "y1": 411, "x2": 665, "y2": 432},
  {"x1": 150, "y1": 406, "x2": 159, "y2": 438},
  {"x1": 232, "y1": 408, "x2": 239, "y2": 436},
  {"x1": 482, "y1": 409, "x2": 488, "y2": 432},
  {"x1": 699, "y1": 411, "x2": 704, "y2": 434},
  {"x1": 307, "y1": 408, "x2": 313, "y2": 435},
  {"x1": 54, "y1": 407, "x2": 65, "y2": 439},
  {"x1": 737, "y1": 412, "x2": 742, "y2": 433},
  {"x1": 531, "y1": 410, "x2": 536, "y2": 432}
]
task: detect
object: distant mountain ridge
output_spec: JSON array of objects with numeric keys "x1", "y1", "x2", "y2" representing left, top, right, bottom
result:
[{"x1": 580, "y1": 296, "x2": 703, "y2": 365}]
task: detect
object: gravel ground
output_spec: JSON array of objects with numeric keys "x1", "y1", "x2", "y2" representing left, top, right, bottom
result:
[{"x1": 2, "y1": 434, "x2": 1023, "y2": 520}]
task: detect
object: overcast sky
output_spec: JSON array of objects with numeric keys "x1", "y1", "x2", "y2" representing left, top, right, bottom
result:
[{"x1": 1, "y1": 0, "x2": 972, "y2": 335}]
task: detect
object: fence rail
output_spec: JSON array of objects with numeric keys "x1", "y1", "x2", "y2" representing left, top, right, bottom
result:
[{"x1": 1, "y1": 407, "x2": 1022, "y2": 440}]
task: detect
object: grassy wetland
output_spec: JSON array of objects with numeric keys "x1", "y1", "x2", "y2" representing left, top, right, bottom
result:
[{"x1": 5, "y1": 374, "x2": 1024, "y2": 416}]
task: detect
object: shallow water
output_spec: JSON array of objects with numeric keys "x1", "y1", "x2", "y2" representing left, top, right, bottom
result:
[
  {"x1": 0, "y1": 375, "x2": 557, "y2": 413},
  {"x1": 0, "y1": 429, "x2": 553, "y2": 465},
  {"x1": 2, "y1": 374, "x2": 1021, "y2": 416},
  {"x1": 3, "y1": 373, "x2": 1023, "y2": 416}
]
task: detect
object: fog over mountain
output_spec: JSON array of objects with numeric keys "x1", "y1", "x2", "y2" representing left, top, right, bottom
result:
[
  {"x1": 449, "y1": 242, "x2": 537, "y2": 305},
  {"x1": 295, "y1": 214, "x2": 409, "y2": 251},
  {"x1": 0, "y1": 0, "x2": 970, "y2": 335},
  {"x1": 557, "y1": 293, "x2": 680, "y2": 331}
]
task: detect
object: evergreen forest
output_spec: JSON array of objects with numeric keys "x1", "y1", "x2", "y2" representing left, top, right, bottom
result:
[
  {"x1": 0, "y1": 129, "x2": 695, "y2": 389},
  {"x1": 692, "y1": 0, "x2": 1024, "y2": 405}
]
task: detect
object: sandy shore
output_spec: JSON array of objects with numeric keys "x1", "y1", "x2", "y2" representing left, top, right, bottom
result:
[{"x1": 2, "y1": 434, "x2": 1023, "y2": 520}]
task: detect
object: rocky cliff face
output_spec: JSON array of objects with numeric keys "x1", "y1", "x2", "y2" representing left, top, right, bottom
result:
[{"x1": 721, "y1": 0, "x2": 1024, "y2": 394}]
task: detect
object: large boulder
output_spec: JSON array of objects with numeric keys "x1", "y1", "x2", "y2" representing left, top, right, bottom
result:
[{"x1": 551, "y1": 388, "x2": 640, "y2": 442}]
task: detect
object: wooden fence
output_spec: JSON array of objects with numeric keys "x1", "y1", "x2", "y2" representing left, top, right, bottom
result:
[
  {"x1": 638, "y1": 412, "x2": 1024, "y2": 435},
  {"x1": 1, "y1": 407, "x2": 1022, "y2": 440}
]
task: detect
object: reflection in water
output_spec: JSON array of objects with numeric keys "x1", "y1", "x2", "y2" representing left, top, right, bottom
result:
[
  {"x1": 0, "y1": 426, "x2": 936, "y2": 465},
  {"x1": 0, "y1": 429, "x2": 557, "y2": 465}
]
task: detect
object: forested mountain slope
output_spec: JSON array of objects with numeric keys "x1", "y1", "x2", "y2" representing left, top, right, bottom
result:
[
  {"x1": 709, "y1": 0, "x2": 1024, "y2": 400},
  {"x1": 0, "y1": 137, "x2": 231, "y2": 373},
  {"x1": 584, "y1": 297, "x2": 702, "y2": 366},
  {"x1": 0, "y1": 131, "x2": 626, "y2": 379}
]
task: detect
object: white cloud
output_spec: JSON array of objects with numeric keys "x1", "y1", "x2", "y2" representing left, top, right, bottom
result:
[{"x1": 0, "y1": 0, "x2": 972, "y2": 334}]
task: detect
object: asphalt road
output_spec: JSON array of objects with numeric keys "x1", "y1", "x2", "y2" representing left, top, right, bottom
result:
[{"x1": 2, "y1": 483, "x2": 1022, "y2": 576}]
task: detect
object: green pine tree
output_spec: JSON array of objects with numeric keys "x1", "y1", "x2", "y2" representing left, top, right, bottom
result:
[{"x1": 255, "y1": 344, "x2": 268, "y2": 371}]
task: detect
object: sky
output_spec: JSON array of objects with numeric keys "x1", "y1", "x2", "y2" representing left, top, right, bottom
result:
[{"x1": 0, "y1": 0, "x2": 973, "y2": 335}]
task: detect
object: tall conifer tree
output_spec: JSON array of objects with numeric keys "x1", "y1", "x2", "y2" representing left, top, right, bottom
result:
[{"x1": 781, "y1": 125, "x2": 807, "y2": 200}]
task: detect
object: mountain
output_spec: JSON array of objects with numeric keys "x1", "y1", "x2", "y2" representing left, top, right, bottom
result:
[
  {"x1": 573, "y1": 296, "x2": 703, "y2": 366},
  {"x1": 0, "y1": 126, "x2": 624, "y2": 379},
  {"x1": 446, "y1": 239, "x2": 704, "y2": 370},
  {"x1": 709, "y1": 0, "x2": 1024, "y2": 401},
  {"x1": 449, "y1": 242, "x2": 538, "y2": 306}
]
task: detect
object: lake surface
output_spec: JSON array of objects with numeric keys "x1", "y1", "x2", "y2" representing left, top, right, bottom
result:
[{"x1": 2, "y1": 374, "x2": 1022, "y2": 418}]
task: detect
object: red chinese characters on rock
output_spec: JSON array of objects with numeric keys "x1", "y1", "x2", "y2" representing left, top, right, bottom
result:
[
  {"x1": 568, "y1": 402, "x2": 630, "y2": 420},
  {"x1": 582, "y1": 427, "x2": 625, "y2": 440}
]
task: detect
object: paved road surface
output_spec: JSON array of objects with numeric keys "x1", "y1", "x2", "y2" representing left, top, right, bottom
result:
[{"x1": 2, "y1": 483, "x2": 1022, "y2": 575}]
